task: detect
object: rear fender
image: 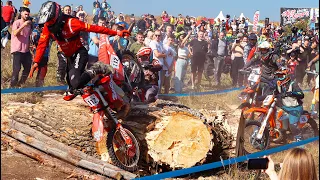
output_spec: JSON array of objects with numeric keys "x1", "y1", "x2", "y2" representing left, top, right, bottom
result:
[{"x1": 92, "y1": 111, "x2": 106, "y2": 142}]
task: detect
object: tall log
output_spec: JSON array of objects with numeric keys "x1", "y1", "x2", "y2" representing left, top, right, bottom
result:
[{"x1": 1, "y1": 133, "x2": 110, "y2": 180}]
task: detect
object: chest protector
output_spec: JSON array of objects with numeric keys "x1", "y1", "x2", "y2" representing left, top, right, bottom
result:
[{"x1": 277, "y1": 81, "x2": 299, "y2": 107}]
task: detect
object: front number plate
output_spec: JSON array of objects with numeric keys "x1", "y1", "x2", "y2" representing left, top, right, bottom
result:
[{"x1": 84, "y1": 94, "x2": 100, "y2": 107}]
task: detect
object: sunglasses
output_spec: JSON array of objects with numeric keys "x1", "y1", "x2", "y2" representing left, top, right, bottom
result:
[{"x1": 155, "y1": 34, "x2": 161, "y2": 37}]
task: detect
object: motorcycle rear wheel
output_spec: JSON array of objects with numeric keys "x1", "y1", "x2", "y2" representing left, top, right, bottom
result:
[{"x1": 107, "y1": 124, "x2": 140, "y2": 172}]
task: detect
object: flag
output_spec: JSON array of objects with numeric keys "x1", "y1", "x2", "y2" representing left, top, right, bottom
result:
[{"x1": 252, "y1": 10, "x2": 260, "y2": 32}]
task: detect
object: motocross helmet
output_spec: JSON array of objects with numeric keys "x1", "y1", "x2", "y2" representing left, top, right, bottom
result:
[
  {"x1": 274, "y1": 66, "x2": 291, "y2": 85},
  {"x1": 37, "y1": 1, "x2": 62, "y2": 26},
  {"x1": 248, "y1": 33, "x2": 257, "y2": 46},
  {"x1": 136, "y1": 47, "x2": 152, "y2": 67},
  {"x1": 258, "y1": 41, "x2": 271, "y2": 60}
]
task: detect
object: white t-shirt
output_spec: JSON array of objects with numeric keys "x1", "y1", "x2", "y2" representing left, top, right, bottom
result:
[
  {"x1": 163, "y1": 44, "x2": 176, "y2": 70},
  {"x1": 149, "y1": 40, "x2": 165, "y2": 66}
]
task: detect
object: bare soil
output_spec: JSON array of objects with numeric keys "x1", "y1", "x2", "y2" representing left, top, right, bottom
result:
[{"x1": 1, "y1": 149, "x2": 70, "y2": 180}]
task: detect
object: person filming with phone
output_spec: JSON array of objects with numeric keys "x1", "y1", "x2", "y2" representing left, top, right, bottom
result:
[{"x1": 247, "y1": 148, "x2": 317, "y2": 180}]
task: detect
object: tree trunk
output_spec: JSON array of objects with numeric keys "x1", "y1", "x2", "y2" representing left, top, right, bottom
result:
[{"x1": 1, "y1": 94, "x2": 233, "y2": 172}]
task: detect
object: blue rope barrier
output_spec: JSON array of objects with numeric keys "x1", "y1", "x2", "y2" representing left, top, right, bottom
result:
[{"x1": 134, "y1": 136, "x2": 319, "y2": 180}]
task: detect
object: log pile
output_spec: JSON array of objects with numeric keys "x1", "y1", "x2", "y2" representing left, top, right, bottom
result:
[{"x1": 1, "y1": 94, "x2": 234, "y2": 177}]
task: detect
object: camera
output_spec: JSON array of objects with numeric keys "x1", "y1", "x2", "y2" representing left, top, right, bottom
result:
[{"x1": 235, "y1": 39, "x2": 240, "y2": 43}]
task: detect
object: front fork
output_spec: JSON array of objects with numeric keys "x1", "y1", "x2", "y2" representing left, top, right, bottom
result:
[
  {"x1": 93, "y1": 89, "x2": 133, "y2": 147},
  {"x1": 256, "y1": 101, "x2": 276, "y2": 140}
]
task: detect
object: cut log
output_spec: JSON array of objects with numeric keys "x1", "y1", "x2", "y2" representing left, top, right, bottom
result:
[
  {"x1": 1, "y1": 133, "x2": 110, "y2": 180},
  {"x1": 1, "y1": 119, "x2": 136, "y2": 180},
  {"x1": 1, "y1": 94, "x2": 233, "y2": 172}
]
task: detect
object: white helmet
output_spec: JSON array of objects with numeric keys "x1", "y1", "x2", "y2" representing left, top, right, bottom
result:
[{"x1": 258, "y1": 41, "x2": 271, "y2": 49}]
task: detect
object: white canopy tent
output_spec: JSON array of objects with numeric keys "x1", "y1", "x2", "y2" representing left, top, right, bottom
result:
[
  {"x1": 214, "y1": 11, "x2": 226, "y2": 21},
  {"x1": 239, "y1": 13, "x2": 245, "y2": 20}
]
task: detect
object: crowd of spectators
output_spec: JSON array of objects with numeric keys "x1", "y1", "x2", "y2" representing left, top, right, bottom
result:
[{"x1": 1, "y1": 0, "x2": 319, "y2": 94}]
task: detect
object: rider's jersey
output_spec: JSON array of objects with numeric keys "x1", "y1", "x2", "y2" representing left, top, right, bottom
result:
[
  {"x1": 244, "y1": 51, "x2": 281, "y2": 82},
  {"x1": 34, "y1": 16, "x2": 118, "y2": 63}
]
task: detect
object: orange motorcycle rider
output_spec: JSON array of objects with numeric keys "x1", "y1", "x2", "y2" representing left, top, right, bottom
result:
[{"x1": 29, "y1": 1, "x2": 130, "y2": 93}]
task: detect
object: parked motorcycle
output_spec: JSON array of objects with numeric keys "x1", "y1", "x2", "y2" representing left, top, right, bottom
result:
[
  {"x1": 242, "y1": 89, "x2": 318, "y2": 154},
  {"x1": 63, "y1": 74, "x2": 140, "y2": 172}
]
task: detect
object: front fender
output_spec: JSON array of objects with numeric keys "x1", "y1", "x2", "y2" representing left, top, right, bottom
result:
[{"x1": 92, "y1": 111, "x2": 105, "y2": 142}]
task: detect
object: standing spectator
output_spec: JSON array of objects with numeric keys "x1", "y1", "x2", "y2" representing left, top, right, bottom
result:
[
  {"x1": 184, "y1": 15, "x2": 192, "y2": 31},
  {"x1": 10, "y1": 7, "x2": 32, "y2": 87},
  {"x1": 116, "y1": 15, "x2": 129, "y2": 29},
  {"x1": 101, "y1": 0, "x2": 111, "y2": 17},
  {"x1": 149, "y1": 30, "x2": 166, "y2": 91},
  {"x1": 296, "y1": 36, "x2": 311, "y2": 84},
  {"x1": 144, "y1": 30, "x2": 154, "y2": 47},
  {"x1": 231, "y1": 34, "x2": 247, "y2": 87},
  {"x1": 162, "y1": 25, "x2": 174, "y2": 45},
  {"x1": 87, "y1": 17, "x2": 106, "y2": 69},
  {"x1": 189, "y1": 30, "x2": 208, "y2": 89},
  {"x1": 2, "y1": 1, "x2": 15, "y2": 26},
  {"x1": 162, "y1": 35, "x2": 177, "y2": 94},
  {"x1": 211, "y1": 32, "x2": 228, "y2": 86},
  {"x1": 129, "y1": 32, "x2": 145, "y2": 55},
  {"x1": 137, "y1": 15, "x2": 147, "y2": 32},
  {"x1": 56, "y1": 5, "x2": 72, "y2": 84},
  {"x1": 307, "y1": 39, "x2": 319, "y2": 86},
  {"x1": 174, "y1": 31, "x2": 191, "y2": 93},
  {"x1": 93, "y1": 0, "x2": 100, "y2": 9},
  {"x1": 76, "y1": 5, "x2": 87, "y2": 19},
  {"x1": 30, "y1": 26, "x2": 53, "y2": 87},
  {"x1": 161, "y1": 11, "x2": 169, "y2": 27},
  {"x1": 109, "y1": 25, "x2": 129, "y2": 59},
  {"x1": 264, "y1": 148, "x2": 317, "y2": 180},
  {"x1": 93, "y1": 3, "x2": 101, "y2": 24}
]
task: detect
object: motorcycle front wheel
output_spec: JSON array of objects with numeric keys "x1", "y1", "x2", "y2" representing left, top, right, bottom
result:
[
  {"x1": 243, "y1": 120, "x2": 270, "y2": 154},
  {"x1": 107, "y1": 124, "x2": 140, "y2": 172}
]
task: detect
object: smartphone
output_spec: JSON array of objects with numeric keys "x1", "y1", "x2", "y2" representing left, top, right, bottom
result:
[{"x1": 247, "y1": 158, "x2": 269, "y2": 170}]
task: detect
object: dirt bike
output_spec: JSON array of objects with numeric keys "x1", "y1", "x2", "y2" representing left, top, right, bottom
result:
[
  {"x1": 242, "y1": 89, "x2": 318, "y2": 154},
  {"x1": 63, "y1": 74, "x2": 140, "y2": 172},
  {"x1": 305, "y1": 70, "x2": 319, "y2": 119},
  {"x1": 238, "y1": 66, "x2": 262, "y2": 119}
]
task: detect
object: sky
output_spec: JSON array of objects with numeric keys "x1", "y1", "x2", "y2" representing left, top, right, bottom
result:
[{"x1": 24, "y1": 0, "x2": 319, "y2": 22}]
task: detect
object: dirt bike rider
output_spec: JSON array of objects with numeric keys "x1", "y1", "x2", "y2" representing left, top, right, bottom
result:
[
  {"x1": 274, "y1": 66, "x2": 305, "y2": 142},
  {"x1": 243, "y1": 41, "x2": 281, "y2": 96},
  {"x1": 136, "y1": 47, "x2": 162, "y2": 102},
  {"x1": 243, "y1": 33, "x2": 258, "y2": 63},
  {"x1": 28, "y1": 1, "x2": 131, "y2": 118}
]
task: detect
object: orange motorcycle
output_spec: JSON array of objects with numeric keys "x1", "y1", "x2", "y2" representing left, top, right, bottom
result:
[
  {"x1": 242, "y1": 89, "x2": 318, "y2": 154},
  {"x1": 238, "y1": 66, "x2": 262, "y2": 119}
]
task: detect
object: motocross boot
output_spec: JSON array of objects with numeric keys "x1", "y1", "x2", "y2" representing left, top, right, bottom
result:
[
  {"x1": 86, "y1": 62, "x2": 115, "y2": 78},
  {"x1": 116, "y1": 102, "x2": 131, "y2": 120}
]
